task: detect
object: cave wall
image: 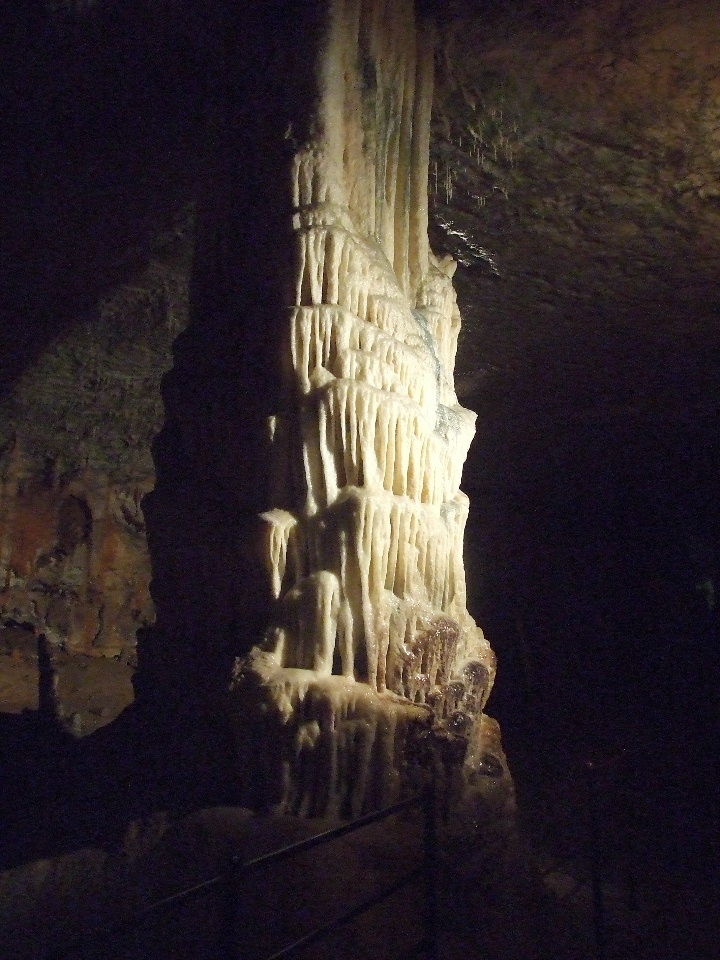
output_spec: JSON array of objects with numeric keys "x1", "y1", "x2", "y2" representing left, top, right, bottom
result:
[
  {"x1": 4, "y1": 0, "x2": 716, "y2": 753},
  {"x1": 0, "y1": 232, "x2": 191, "y2": 662},
  {"x1": 0, "y1": 1, "x2": 209, "y2": 710}
]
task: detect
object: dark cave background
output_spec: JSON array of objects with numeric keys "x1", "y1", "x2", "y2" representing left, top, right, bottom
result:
[
  {"x1": 0, "y1": 11, "x2": 718, "y2": 960},
  {"x1": 1, "y1": 0, "x2": 719, "y2": 832}
]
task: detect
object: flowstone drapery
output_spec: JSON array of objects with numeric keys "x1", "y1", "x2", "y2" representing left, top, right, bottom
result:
[{"x1": 226, "y1": 0, "x2": 501, "y2": 817}]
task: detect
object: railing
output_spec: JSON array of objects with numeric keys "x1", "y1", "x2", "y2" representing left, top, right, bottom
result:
[
  {"x1": 525, "y1": 746, "x2": 652, "y2": 960},
  {"x1": 45, "y1": 784, "x2": 438, "y2": 960},
  {"x1": 584, "y1": 748, "x2": 641, "y2": 960},
  {"x1": 529, "y1": 742, "x2": 719, "y2": 960}
]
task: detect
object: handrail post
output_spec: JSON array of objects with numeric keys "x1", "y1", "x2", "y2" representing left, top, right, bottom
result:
[
  {"x1": 423, "y1": 779, "x2": 439, "y2": 960},
  {"x1": 224, "y1": 854, "x2": 242, "y2": 960},
  {"x1": 585, "y1": 761, "x2": 606, "y2": 960},
  {"x1": 624, "y1": 757, "x2": 639, "y2": 912}
]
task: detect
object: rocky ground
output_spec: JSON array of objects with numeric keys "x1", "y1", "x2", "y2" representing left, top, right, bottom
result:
[
  {"x1": 1, "y1": 638, "x2": 718, "y2": 960},
  {"x1": 0, "y1": 766, "x2": 591, "y2": 960},
  {"x1": 0, "y1": 641, "x2": 587, "y2": 960}
]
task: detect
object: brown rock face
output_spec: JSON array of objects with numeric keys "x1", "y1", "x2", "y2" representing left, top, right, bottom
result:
[
  {"x1": 0, "y1": 218, "x2": 192, "y2": 677},
  {"x1": 0, "y1": 455, "x2": 153, "y2": 659}
]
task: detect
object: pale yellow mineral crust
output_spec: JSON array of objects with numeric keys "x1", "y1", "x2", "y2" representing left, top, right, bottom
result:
[{"x1": 228, "y1": 0, "x2": 498, "y2": 816}]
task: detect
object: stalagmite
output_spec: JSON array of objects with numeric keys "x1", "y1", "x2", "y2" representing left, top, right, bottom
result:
[{"x1": 227, "y1": 0, "x2": 500, "y2": 817}]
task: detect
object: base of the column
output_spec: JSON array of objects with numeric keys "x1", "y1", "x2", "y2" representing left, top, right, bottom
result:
[{"x1": 226, "y1": 648, "x2": 513, "y2": 824}]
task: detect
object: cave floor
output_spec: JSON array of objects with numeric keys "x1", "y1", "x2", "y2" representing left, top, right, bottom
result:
[
  {"x1": 0, "y1": 794, "x2": 591, "y2": 960},
  {"x1": 500, "y1": 677, "x2": 720, "y2": 960},
  {"x1": 1, "y1": 646, "x2": 719, "y2": 960}
]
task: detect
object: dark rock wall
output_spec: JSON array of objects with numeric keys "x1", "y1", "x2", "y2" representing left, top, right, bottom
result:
[
  {"x1": 1, "y1": 1, "x2": 208, "y2": 683},
  {"x1": 0, "y1": 235, "x2": 191, "y2": 660}
]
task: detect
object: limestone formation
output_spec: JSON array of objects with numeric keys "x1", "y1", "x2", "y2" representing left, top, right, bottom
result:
[{"x1": 227, "y1": 0, "x2": 499, "y2": 816}]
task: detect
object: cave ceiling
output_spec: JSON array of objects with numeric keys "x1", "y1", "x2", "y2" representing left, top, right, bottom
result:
[
  {"x1": 2, "y1": 0, "x2": 719, "y2": 439},
  {"x1": 430, "y1": 0, "x2": 720, "y2": 434}
]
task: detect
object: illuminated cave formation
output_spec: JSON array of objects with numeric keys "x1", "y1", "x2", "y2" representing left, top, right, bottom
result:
[{"x1": 227, "y1": 0, "x2": 498, "y2": 816}]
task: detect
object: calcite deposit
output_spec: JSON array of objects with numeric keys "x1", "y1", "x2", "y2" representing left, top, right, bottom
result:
[{"x1": 228, "y1": 0, "x2": 498, "y2": 816}]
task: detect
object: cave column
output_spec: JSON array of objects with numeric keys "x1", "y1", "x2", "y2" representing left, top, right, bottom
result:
[{"x1": 140, "y1": 0, "x2": 502, "y2": 817}]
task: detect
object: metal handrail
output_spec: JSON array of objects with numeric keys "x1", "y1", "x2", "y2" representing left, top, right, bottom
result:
[
  {"x1": 240, "y1": 792, "x2": 425, "y2": 874},
  {"x1": 44, "y1": 784, "x2": 438, "y2": 960},
  {"x1": 261, "y1": 865, "x2": 427, "y2": 960},
  {"x1": 583, "y1": 745, "x2": 662, "y2": 960}
]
